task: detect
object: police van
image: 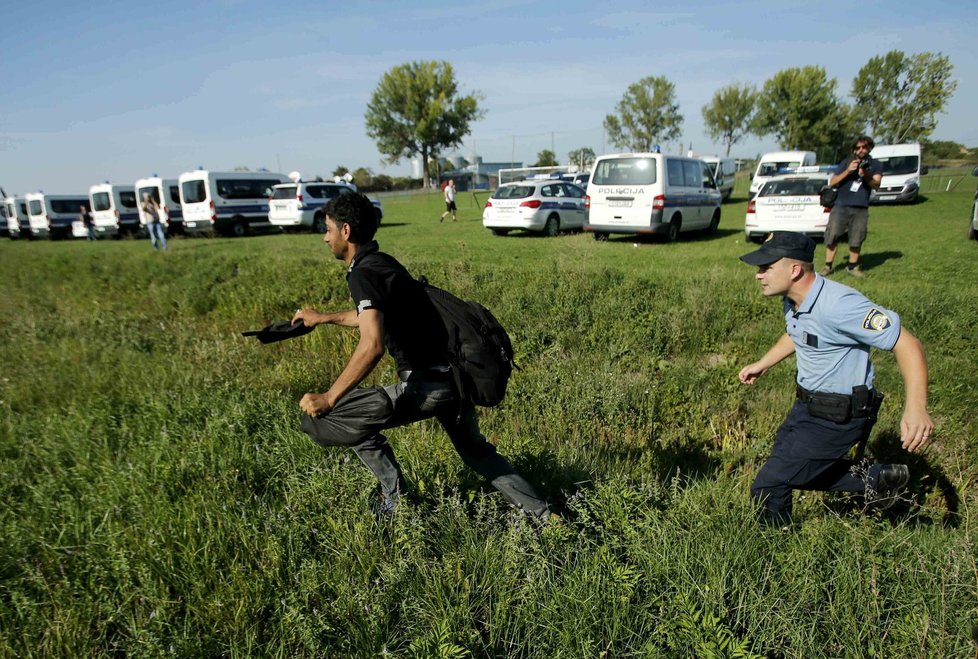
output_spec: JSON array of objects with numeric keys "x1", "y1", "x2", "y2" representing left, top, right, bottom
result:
[
  {"x1": 135, "y1": 177, "x2": 183, "y2": 232},
  {"x1": 4, "y1": 196, "x2": 30, "y2": 239},
  {"x1": 268, "y1": 173, "x2": 383, "y2": 232},
  {"x1": 701, "y1": 156, "x2": 737, "y2": 202},
  {"x1": 584, "y1": 152, "x2": 722, "y2": 241},
  {"x1": 89, "y1": 183, "x2": 140, "y2": 237},
  {"x1": 178, "y1": 169, "x2": 287, "y2": 237},
  {"x1": 870, "y1": 143, "x2": 925, "y2": 204},
  {"x1": 26, "y1": 192, "x2": 90, "y2": 239},
  {"x1": 749, "y1": 151, "x2": 817, "y2": 199}
]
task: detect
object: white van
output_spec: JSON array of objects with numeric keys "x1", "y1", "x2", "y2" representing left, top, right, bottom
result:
[
  {"x1": 135, "y1": 177, "x2": 183, "y2": 232},
  {"x1": 702, "y1": 156, "x2": 737, "y2": 202},
  {"x1": 178, "y1": 170, "x2": 287, "y2": 237},
  {"x1": 4, "y1": 196, "x2": 27, "y2": 239},
  {"x1": 26, "y1": 192, "x2": 90, "y2": 239},
  {"x1": 89, "y1": 183, "x2": 140, "y2": 237},
  {"x1": 4, "y1": 197, "x2": 30, "y2": 239},
  {"x1": 585, "y1": 152, "x2": 722, "y2": 241},
  {"x1": 870, "y1": 143, "x2": 925, "y2": 204},
  {"x1": 749, "y1": 151, "x2": 817, "y2": 198}
]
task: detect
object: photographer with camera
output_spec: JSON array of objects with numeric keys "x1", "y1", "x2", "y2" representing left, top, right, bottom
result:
[{"x1": 821, "y1": 137, "x2": 882, "y2": 277}]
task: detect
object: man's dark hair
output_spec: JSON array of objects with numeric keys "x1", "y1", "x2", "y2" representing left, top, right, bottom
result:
[
  {"x1": 854, "y1": 136, "x2": 875, "y2": 151},
  {"x1": 325, "y1": 192, "x2": 379, "y2": 244}
]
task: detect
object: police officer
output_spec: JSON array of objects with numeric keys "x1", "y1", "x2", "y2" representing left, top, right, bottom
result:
[
  {"x1": 738, "y1": 232, "x2": 933, "y2": 525},
  {"x1": 821, "y1": 136, "x2": 883, "y2": 277},
  {"x1": 291, "y1": 192, "x2": 550, "y2": 520}
]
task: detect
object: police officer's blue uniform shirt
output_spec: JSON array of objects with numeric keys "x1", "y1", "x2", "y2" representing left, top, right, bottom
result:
[{"x1": 783, "y1": 274, "x2": 901, "y2": 394}]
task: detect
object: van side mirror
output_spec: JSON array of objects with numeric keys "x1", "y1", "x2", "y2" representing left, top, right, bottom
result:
[
  {"x1": 748, "y1": 172, "x2": 753, "y2": 179},
  {"x1": 971, "y1": 166, "x2": 978, "y2": 177},
  {"x1": 920, "y1": 165, "x2": 929, "y2": 175}
]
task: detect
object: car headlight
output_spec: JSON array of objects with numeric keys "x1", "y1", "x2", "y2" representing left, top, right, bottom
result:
[{"x1": 904, "y1": 176, "x2": 918, "y2": 188}]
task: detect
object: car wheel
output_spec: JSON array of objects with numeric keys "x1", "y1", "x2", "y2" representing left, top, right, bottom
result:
[
  {"x1": 312, "y1": 213, "x2": 326, "y2": 234},
  {"x1": 749, "y1": 234, "x2": 765, "y2": 244},
  {"x1": 707, "y1": 210, "x2": 720, "y2": 234},
  {"x1": 665, "y1": 216, "x2": 681, "y2": 243},
  {"x1": 969, "y1": 222, "x2": 978, "y2": 241},
  {"x1": 231, "y1": 221, "x2": 248, "y2": 238},
  {"x1": 543, "y1": 214, "x2": 559, "y2": 237},
  {"x1": 593, "y1": 231, "x2": 609, "y2": 241},
  {"x1": 491, "y1": 228, "x2": 510, "y2": 236}
]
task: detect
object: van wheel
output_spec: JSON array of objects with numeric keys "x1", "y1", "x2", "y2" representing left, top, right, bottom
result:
[
  {"x1": 312, "y1": 214, "x2": 326, "y2": 234},
  {"x1": 969, "y1": 223, "x2": 977, "y2": 241},
  {"x1": 665, "y1": 217, "x2": 681, "y2": 242},
  {"x1": 593, "y1": 231, "x2": 609, "y2": 241},
  {"x1": 543, "y1": 214, "x2": 559, "y2": 237},
  {"x1": 707, "y1": 210, "x2": 720, "y2": 234},
  {"x1": 491, "y1": 228, "x2": 510, "y2": 236},
  {"x1": 231, "y1": 221, "x2": 248, "y2": 238}
]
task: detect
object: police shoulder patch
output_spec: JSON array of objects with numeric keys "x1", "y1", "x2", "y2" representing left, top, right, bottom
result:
[{"x1": 862, "y1": 308, "x2": 891, "y2": 332}]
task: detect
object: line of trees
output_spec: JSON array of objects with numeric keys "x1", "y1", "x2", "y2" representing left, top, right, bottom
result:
[{"x1": 360, "y1": 52, "x2": 956, "y2": 179}]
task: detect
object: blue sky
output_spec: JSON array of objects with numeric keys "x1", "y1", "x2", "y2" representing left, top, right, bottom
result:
[{"x1": 1, "y1": 0, "x2": 975, "y2": 194}]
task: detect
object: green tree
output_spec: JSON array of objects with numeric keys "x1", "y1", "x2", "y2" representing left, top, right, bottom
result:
[
  {"x1": 352, "y1": 167, "x2": 373, "y2": 190},
  {"x1": 752, "y1": 66, "x2": 856, "y2": 151},
  {"x1": 567, "y1": 147, "x2": 596, "y2": 169},
  {"x1": 851, "y1": 51, "x2": 957, "y2": 144},
  {"x1": 701, "y1": 83, "x2": 758, "y2": 156},
  {"x1": 365, "y1": 61, "x2": 485, "y2": 189},
  {"x1": 332, "y1": 165, "x2": 349, "y2": 178},
  {"x1": 534, "y1": 149, "x2": 558, "y2": 167},
  {"x1": 919, "y1": 138, "x2": 971, "y2": 160},
  {"x1": 603, "y1": 76, "x2": 683, "y2": 152}
]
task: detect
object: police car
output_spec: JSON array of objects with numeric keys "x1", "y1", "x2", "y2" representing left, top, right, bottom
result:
[
  {"x1": 268, "y1": 173, "x2": 384, "y2": 233},
  {"x1": 745, "y1": 167, "x2": 832, "y2": 244},
  {"x1": 482, "y1": 179, "x2": 586, "y2": 236}
]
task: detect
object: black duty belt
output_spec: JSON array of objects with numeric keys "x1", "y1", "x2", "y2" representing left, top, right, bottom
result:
[{"x1": 796, "y1": 384, "x2": 882, "y2": 423}]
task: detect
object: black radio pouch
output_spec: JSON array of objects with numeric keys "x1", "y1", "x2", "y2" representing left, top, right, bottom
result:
[{"x1": 807, "y1": 392, "x2": 853, "y2": 423}]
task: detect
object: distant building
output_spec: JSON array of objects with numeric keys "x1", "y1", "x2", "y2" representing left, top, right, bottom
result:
[{"x1": 439, "y1": 156, "x2": 523, "y2": 191}]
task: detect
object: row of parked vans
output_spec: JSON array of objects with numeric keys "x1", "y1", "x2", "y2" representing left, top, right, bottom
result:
[{"x1": 2, "y1": 170, "x2": 383, "y2": 240}]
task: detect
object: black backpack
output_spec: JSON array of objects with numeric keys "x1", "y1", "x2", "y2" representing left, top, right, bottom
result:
[{"x1": 419, "y1": 276, "x2": 516, "y2": 407}]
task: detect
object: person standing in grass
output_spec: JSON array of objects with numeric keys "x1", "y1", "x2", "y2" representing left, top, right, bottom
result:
[
  {"x1": 292, "y1": 192, "x2": 550, "y2": 520},
  {"x1": 439, "y1": 179, "x2": 457, "y2": 222},
  {"x1": 738, "y1": 231, "x2": 933, "y2": 526},
  {"x1": 821, "y1": 136, "x2": 882, "y2": 277},
  {"x1": 141, "y1": 193, "x2": 167, "y2": 251},
  {"x1": 79, "y1": 204, "x2": 96, "y2": 241}
]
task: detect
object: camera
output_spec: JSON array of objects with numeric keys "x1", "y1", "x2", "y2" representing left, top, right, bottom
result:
[{"x1": 857, "y1": 157, "x2": 871, "y2": 169}]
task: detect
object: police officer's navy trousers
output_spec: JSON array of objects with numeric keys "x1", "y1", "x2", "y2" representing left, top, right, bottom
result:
[
  {"x1": 751, "y1": 400, "x2": 882, "y2": 525},
  {"x1": 301, "y1": 371, "x2": 550, "y2": 519}
]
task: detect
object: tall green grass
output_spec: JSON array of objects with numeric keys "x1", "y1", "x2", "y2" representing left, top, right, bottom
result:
[{"x1": 1, "y1": 190, "x2": 976, "y2": 656}]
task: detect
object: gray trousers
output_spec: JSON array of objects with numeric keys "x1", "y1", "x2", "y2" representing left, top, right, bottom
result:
[{"x1": 301, "y1": 372, "x2": 550, "y2": 519}]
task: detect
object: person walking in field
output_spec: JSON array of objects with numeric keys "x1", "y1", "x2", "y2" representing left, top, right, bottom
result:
[
  {"x1": 738, "y1": 231, "x2": 933, "y2": 526},
  {"x1": 292, "y1": 192, "x2": 550, "y2": 520},
  {"x1": 79, "y1": 204, "x2": 96, "y2": 241},
  {"x1": 141, "y1": 193, "x2": 167, "y2": 251},
  {"x1": 439, "y1": 179, "x2": 457, "y2": 222}
]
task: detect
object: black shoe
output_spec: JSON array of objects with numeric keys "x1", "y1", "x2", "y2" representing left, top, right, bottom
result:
[
  {"x1": 370, "y1": 492, "x2": 400, "y2": 519},
  {"x1": 867, "y1": 464, "x2": 909, "y2": 510}
]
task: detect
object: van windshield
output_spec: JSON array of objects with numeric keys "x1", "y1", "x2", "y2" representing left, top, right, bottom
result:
[
  {"x1": 591, "y1": 158, "x2": 657, "y2": 185},
  {"x1": 92, "y1": 192, "x2": 111, "y2": 211},
  {"x1": 876, "y1": 156, "x2": 919, "y2": 176},
  {"x1": 758, "y1": 161, "x2": 802, "y2": 177},
  {"x1": 29, "y1": 200, "x2": 43, "y2": 215},
  {"x1": 271, "y1": 186, "x2": 297, "y2": 200},
  {"x1": 139, "y1": 187, "x2": 161, "y2": 204},
  {"x1": 182, "y1": 180, "x2": 207, "y2": 204}
]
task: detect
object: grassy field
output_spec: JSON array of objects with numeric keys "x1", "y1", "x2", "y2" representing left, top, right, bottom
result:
[{"x1": 1, "y1": 189, "x2": 977, "y2": 657}]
